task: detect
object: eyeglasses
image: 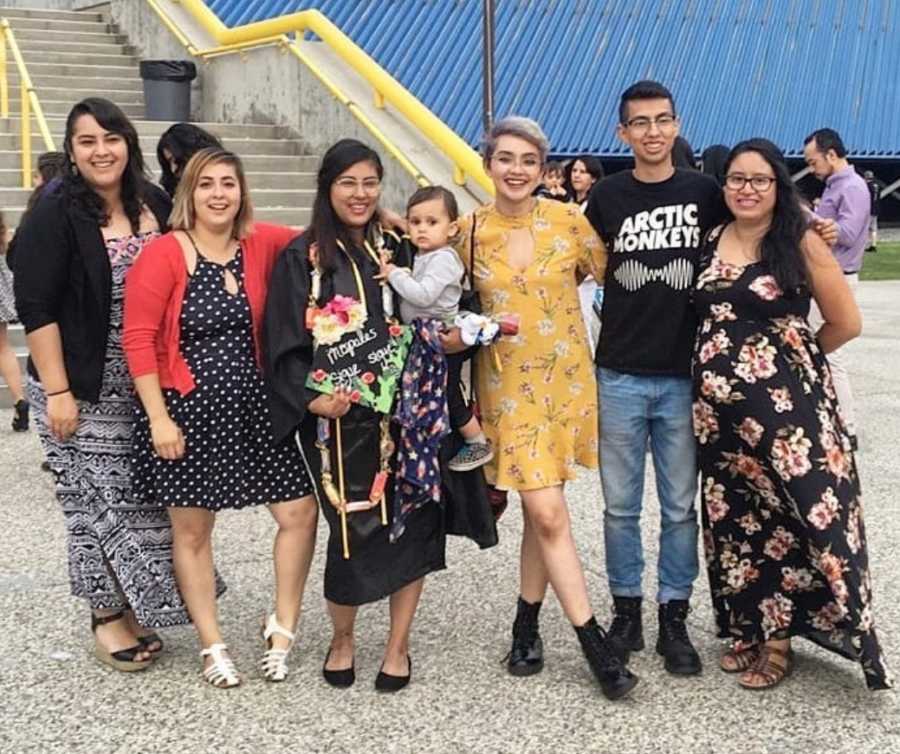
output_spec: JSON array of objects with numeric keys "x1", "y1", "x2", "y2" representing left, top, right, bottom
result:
[
  {"x1": 724, "y1": 174, "x2": 776, "y2": 192},
  {"x1": 624, "y1": 114, "x2": 677, "y2": 133},
  {"x1": 333, "y1": 178, "x2": 381, "y2": 194}
]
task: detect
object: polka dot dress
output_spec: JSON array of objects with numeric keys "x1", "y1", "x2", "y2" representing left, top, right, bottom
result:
[{"x1": 133, "y1": 247, "x2": 314, "y2": 510}]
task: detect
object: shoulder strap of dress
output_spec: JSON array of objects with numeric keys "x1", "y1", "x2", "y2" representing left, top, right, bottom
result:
[
  {"x1": 183, "y1": 231, "x2": 208, "y2": 261},
  {"x1": 465, "y1": 210, "x2": 478, "y2": 285},
  {"x1": 698, "y1": 223, "x2": 725, "y2": 270}
]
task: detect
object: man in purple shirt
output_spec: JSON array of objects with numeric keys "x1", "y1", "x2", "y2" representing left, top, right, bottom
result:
[{"x1": 803, "y1": 127, "x2": 868, "y2": 446}]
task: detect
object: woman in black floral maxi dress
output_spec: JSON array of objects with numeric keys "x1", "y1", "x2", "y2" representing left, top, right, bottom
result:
[{"x1": 691, "y1": 139, "x2": 891, "y2": 691}]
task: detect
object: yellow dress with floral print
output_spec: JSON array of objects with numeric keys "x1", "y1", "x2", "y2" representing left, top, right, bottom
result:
[{"x1": 457, "y1": 198, "x2": 607, "y2": 491}]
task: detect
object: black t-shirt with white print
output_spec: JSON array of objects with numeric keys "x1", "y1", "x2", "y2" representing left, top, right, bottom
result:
[{"x1": 585, "y1": 168, "x2": 726, "y2": 376}]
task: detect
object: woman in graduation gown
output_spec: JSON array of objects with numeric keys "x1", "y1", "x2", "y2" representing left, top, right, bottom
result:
[{"x1": 264, "y1": 139, "x2": 475, "y2": 692}]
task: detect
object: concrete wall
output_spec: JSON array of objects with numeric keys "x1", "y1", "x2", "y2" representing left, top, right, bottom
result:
[{"x1": 107, "y1": 0, "x2": 419, "y2": 210}]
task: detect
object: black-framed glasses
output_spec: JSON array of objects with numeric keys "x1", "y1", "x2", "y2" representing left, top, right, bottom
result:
[
  {"x1": 624, "y1": 114, "x2": 677, "y2": 133},
  {"x1": 724, "y1": 174, "x2": 776, "y2": 192}
]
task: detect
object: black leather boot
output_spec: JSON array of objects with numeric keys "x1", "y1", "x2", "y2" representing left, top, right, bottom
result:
[
  {"x1": 656, "y1": 600, "x2": 702, "y2": 675},
  {"x1": 607, "y1": 596, "x2": 644, "y2": 664},
  {"x1": 574, "y1": 616, "x2": 639, "y2": 700},
  {"x1": 506, "y1": 597, "x2": 544, "y2": 677}
]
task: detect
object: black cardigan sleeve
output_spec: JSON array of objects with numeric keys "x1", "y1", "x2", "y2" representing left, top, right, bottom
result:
[
  {"x1": 262, "y1": 234, "x2": 317, "y2": 445},
  {"x1": 12, "y1": 194, "x2": 72, "y2": 334}
]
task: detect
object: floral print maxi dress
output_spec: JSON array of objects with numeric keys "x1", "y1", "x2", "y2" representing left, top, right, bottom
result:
[
  {"x1": 457, "y1": 198, "x2": 606, "y2": 491},
  {"x1": 691, "y1": 232, "x2": 891, "y2": 690}
]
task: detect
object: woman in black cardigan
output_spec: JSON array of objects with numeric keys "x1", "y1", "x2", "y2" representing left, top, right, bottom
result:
[{"x1": 14, "y1": 98, "x2": 187, "y2": 671}]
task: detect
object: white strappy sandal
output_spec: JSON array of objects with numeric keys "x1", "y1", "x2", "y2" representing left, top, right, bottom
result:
[
  {"x1": 200, "y1": 643, "x2": 241, "y2": 688},
  {"x1": 260, "y1": 613, "x2": 296, "y2": 682}
]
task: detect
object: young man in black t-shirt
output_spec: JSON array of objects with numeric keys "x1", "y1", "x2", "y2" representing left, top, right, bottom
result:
[{"x1": 585, "y1": 81, "x2": 725, "y2": 677}]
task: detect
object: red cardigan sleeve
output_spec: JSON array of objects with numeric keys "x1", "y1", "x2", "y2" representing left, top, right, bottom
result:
[{"x1": 123, "y1": 234, "x2": 181, "y2": 378}]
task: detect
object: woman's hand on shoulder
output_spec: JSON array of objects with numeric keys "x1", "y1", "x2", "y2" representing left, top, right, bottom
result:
[
  {"x1": 150, "y1": 415, "x2": 186, "y2": 460},
  {"x1": 308, "y1": 389, "x2": 352, "y2": 419}
]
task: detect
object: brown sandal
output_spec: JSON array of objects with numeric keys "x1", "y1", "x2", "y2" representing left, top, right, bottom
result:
[
  {"x1": 720, "y1": 645, "x2": 760, "y2": 673},
  {"x1": 737, "y1": 645, "x2": 794, "y2": 690}
]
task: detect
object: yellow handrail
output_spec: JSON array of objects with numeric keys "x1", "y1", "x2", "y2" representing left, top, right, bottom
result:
[
  {"x1": 168, "y1": 0, "x2": 492, "y2": 194},
  {"x1": 0, "y1": 19, "x2": 56, "y2": 189}
]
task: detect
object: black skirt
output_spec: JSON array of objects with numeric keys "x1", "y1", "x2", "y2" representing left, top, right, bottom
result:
[{"x1": 300, "y1": 404, "x2": 447, "y2": 606}]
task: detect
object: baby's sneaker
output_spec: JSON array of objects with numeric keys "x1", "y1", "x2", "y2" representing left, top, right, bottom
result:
[{"x1": 448, "y1": 441, "x2": 494, "y2": 472}]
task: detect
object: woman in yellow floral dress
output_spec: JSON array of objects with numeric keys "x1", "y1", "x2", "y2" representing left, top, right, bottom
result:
[{"x1": 455, "y1": 116, "x2": 637, "y2": 700}]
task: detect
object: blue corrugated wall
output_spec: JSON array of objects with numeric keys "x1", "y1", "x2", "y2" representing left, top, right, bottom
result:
[{"x1": 203, "y1": 0, "x2": 900, "y2": 159}]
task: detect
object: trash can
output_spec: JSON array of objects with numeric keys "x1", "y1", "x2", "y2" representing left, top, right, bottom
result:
[{"x1": 139, "y1": 60, "x2": 197, "y2": 121}]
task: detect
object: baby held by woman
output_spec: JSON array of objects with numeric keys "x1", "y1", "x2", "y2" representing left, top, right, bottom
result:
[{"x1": 379, "y1": 186, "x2": 492, "y2": 472}]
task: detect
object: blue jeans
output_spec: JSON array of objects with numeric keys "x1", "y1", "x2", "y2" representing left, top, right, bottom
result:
[{"x1": 598, "y1": 368, "x2": 699, "y2": 603}]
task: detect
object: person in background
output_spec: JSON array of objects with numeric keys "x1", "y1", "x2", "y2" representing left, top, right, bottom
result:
[
  {"x1": 700, "y1": 144, "x2": 730, "y2": 186},
  {"x1": 458, "y1": 116, "x2": 638, "y2": 700},
  {"x1": 535, "y1": 161, "x2": 571, "y2": 202},
  {"x1": 156, "y1": 123, "x2": 224, "y2": 198},
  {"x1": 563, "y1": 155, "x2": 606, "y2": 355},
  {"x1": 802, "y1": 128, "x2": 869, "y2": 450},
  {"x1": 125, "y1": 148, "x2": 315, "y2": 688},
  {"x1": 13, "y1": 97, "x2": 184, "y2": 672},
  {"x1": 692, "y1": 138, "x2": 890, "y2": 691},
  {"x1": 564, "y1": 155, "x2": 604, "y2": 209},
  {"x1": 672, "y1": 136, "x2": 698, "y2": 170},
  {"x1": 0, "y1": 211, "x2": 28, "y2": 431},
  {"x1": 863, "y1": 170, "x2": 880, "y2": 252}
]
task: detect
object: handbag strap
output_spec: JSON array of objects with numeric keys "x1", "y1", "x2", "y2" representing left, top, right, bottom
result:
[{"x1": 465, "y1": 211, "x2": 477, "y2": 288}]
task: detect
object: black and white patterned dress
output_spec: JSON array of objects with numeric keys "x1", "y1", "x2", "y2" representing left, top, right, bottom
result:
[
  {"x1": 29, "y1": 232, "x2": 189, "y2": 628},
  {"x1": 133, "y1": 247, "x2": 313, "y2": 510},
  {"x1": 0, "y1": 254, "x2": 16, "y2": 323}
]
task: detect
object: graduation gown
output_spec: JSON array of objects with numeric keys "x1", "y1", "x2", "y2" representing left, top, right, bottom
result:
[{"x1": 263, "y1": 229, "x2": 496, "y2": 606}]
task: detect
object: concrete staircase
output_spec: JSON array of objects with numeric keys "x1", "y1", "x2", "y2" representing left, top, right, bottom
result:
[{"x1": 0, "y1": 5, "x2": 319, "y2": 408}]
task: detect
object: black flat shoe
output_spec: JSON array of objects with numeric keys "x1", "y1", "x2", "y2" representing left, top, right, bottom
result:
[
  {"x1": 322, "y1": 648, "x2": 355, "y2": 688},
  {"x1": 375, "y1": 655, "x2": 411, "y2": 693}
]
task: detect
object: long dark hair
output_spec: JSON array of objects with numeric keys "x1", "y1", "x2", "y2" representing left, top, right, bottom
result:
[
  {"x1": 701, "y1": 144, "x2": 730, "y2": 186},
  {"x1": 564, "y1": 154, "x2": 604, "y2": 202},
  {"x1": 157, "y1": 123, "x2": 224, "y2": 197},
  {"x1": 309, "y1": 139, "x2": 384, "y2": 272},
  {"x1": 62, "y1": 98, "x2": 149, "y2": 234},
  {"x1": 724, "y1": 138, "x2": 809, "y2": 295}
]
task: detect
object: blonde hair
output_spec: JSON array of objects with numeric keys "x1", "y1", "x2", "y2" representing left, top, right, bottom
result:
[{"x1": 169, "y1": 148, "x2": 254, "y2": 239}]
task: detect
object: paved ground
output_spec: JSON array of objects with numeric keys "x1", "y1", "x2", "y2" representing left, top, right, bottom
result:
[{"x1": 1, "y1": 283, "x2": 898, "y2": 754}]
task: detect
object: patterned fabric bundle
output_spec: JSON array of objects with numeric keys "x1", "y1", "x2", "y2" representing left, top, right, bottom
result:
[{"x1": 391, "y1": 318, "x2": 450, "y2": 542}]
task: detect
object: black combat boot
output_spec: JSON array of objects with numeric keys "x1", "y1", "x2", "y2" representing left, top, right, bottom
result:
[
  {"x1": 607, "y1": 596, "x2": 644, "y2": 664},
  {"x1": 656, "y1": 600, "x2": 702, "y2": 675},
  {"x1": 506, "y1": 597, "x2": 544, "y2": 677},
  {"x1": 574, "y1": 616, "x2": 639, "y2": 700}
]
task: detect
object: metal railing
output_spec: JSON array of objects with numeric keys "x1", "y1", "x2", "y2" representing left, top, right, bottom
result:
[
  {"x1": 0, "y1": 18, "x2": 56, "y2": 189},
  {"x1": 147, "y1": 0, "x2": 492, "y2": 194}
]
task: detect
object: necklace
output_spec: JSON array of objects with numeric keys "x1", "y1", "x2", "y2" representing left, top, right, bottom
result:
[{"x1": 307, "y1": 236, "x2": 395, "y2": 559}]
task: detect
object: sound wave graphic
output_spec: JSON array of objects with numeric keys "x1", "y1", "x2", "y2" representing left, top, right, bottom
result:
[{"x1": 613, "y1": 258, "x2": 695, "y2": 292}]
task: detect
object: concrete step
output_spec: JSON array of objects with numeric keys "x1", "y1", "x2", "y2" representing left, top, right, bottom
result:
[
  {"x1": 11, "y1": 62, "x2": 139, "y2": 79},
  {"x1": 5, "y1": 101, "x2": 145, "y2": 119},
  {"x1": 0, "y1": 151, "x2": 321, "y2": 173},
  {"x1": 20, "y1": 50, "x2": 138, "y2": 68},
  {"x1": 1, "y1": 204, "x2": 312, "y2": 228},
  {"x1": 5, "y1": 322, "x2": 25, "y2": 349},
  {"x1": 0, "y1": 169, "x2": 316, "y2": 191},
  {"x1": 8, "y1": 86, "x2": 145, "y2": 106},
  {"x1": 0, "y1": 6, "x2": 104, "y2": 22},
  {"x1": 32, "y1": 119, "x2": 295, "y2": 140},
  {"x1": 1, "y1": 17, "x2": 112, "y2": 34},
  {"x1": 245, "y1": 172, "x2": 316, "y2": 189},
  {"x1": 0, "y1": 186, "x2": 313, "y2": 207},
  {"x1": 7, "y1": 73, "x2": 142, "y2": 91},
  {"x1": 14, "y1": 39, "x2": 130, "y2": 56},
  {"x1": 0, "y1": 133, "x2": 306, "y2": 156},
  {"x1": 6, "y1": 28, "x2": 126, "y2": 45}
]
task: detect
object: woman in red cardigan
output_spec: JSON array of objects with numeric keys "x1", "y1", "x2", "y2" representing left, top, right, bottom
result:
[{"x1": 123, "y1": 148, "x2": 316, "y2": 688}]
